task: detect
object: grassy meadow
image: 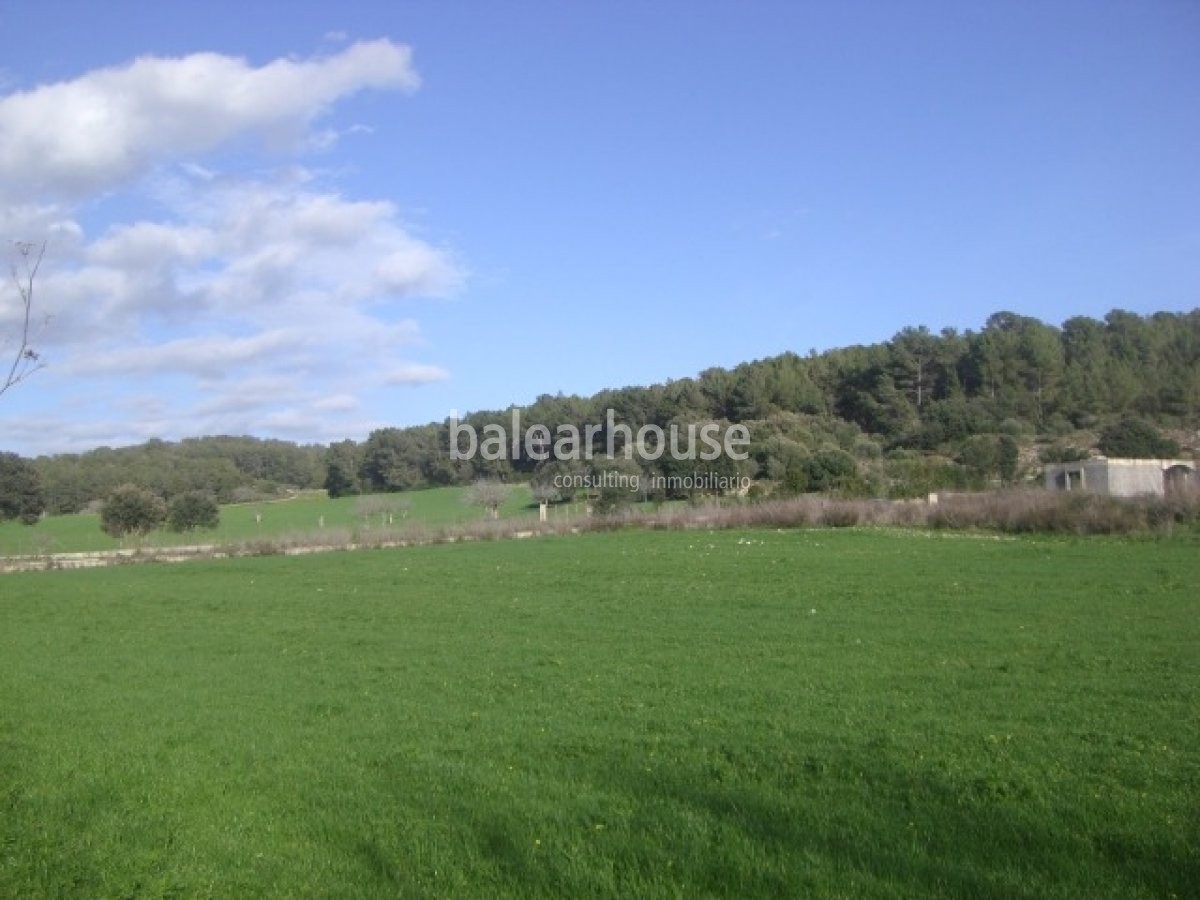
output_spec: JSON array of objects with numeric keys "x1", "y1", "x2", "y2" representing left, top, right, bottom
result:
[
  {"x1": 0, "y1": 485, "x2": 542, "y2": 556},
  {"x1": 1, "y1": 528, "x2": 1198, "y2": 897}
]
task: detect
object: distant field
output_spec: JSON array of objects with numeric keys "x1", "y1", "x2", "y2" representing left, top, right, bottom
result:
[
  {"x1": 1, "y1": 528, "x2": 1196, "y2": 898},
  {"x1": 0, "y1": 485, "x2": 542, "y2": 555}
]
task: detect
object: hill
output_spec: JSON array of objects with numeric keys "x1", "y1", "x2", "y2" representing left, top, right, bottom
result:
[{"x1": 10, "y1": 307, "x2": 1199, "y2": 515}]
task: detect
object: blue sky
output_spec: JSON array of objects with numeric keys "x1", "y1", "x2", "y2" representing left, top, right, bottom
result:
[{"x1": 1, "y1": 0, "x2": 1197, "y2": 457}]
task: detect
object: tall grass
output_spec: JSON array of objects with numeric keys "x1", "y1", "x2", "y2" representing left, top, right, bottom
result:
[{"x1": 597, "y1": 488, "x2": 1200, "y2": 537}]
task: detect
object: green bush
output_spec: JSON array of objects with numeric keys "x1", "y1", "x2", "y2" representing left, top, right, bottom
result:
[
  {"x1": 1098, "y1": 417, "x2": 1180, "y2": 458},
  {"x1": 1039, "y1": 443, "x2": 1089, "y2": 464},
  {"x1": 167, "y1": 491, "x2": 220, "y2": 532},
  {"x1": 100, "y1": 484, "x2": 167, "y2": 538},
  {"x1": 784, "y1": 449, "x2": 859, "y2": 494},
  {"x1": 0, "y1": 452, "x2": 45, "y2": 525}
]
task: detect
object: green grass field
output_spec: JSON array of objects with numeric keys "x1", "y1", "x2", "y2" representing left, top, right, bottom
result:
[
  {"x1": 1, "y1": 528, "x2": 1197, "y2": 897},
  {"x1": 0, "y1": 485, "x2": 541, "y2": 556}
]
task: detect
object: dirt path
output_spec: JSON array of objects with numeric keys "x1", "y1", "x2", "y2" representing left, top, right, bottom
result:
[{"x1": 0, "y1": 529, "x2": 545, "y2": 574}]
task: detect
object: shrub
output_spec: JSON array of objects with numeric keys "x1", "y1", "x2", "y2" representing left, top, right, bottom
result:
[
  {"x1": 882, "y1": 456, "x2": 973, "y2": 499},
  {"x1": 1039, "y1": 443, "x2": 1089, "y2": 464},
  {"x1": 958, "y1": 435, "x2": 999, "y2": 478},
  {"x1": 593, "y1": 489, "x2": 632, "y2": 516},
  {"x1": 783, "y1": 449, "x2": 859, "y2": 494},
  {"x1": 853, "y1": 438, "x2": 883, "y2": 460},
  {"x1": 1098, "y1": 417, "x2": 1180, "y2": 458},
  {"x1": 100, "y1": 484, "x2": 167, "y2": 538},
  {"x1": 167, "y1": 491, "x2": 220, "y2": 532},
  {"x1": 997, "y1": 435, "x2": 1019, "y2": 483},
  {"x1": 821, "y1": 504, "x2": 862, "y2": 528},
  {"x1": 0, "y1": 452, "x2": 45, "y2": 525}
]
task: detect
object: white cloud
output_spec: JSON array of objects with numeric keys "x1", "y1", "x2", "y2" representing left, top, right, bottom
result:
[
  {"x1": 0, "y1": 41, "x2": 462, "y2": 455},
  {"x1": 0, "y1": 39, "x2": 418, "y2": 202},
  {"x1": 0, "y1": 413, "x2": 174, "y2": 453},
  {"x1": 191, "y1": 378, "x2": 302, "y2": 417},
  {"x1": 35, "y1": 173, "x2": 457, "y2": 341},
  {"x1": 312, "y1": 393, "x2": 361, "y2": 412},
  {"x1": 68, "y1": 329, "x2": 311, "y2": 377},
  {"x1": 18, "y1": 173, "x2": 459, "y2": 448},
  {"x1": 375, "y1": 242, "x2": 463, "y2": 296},
  {"x1": 385, "y1": 362, "x2": 450, "y2": 385},
  {"x1": 0, "y1": 206, "x2": 84, "y2": 246},
  {"x1": 87, "y1": 221, "x2": 216, "y2": 269}
]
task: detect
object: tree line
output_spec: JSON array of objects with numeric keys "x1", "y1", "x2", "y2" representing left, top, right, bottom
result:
[
  {"x1": 328, "y1": 308, "x2": 1198, "y2": 502},
  {"x1": 28, "y1": 437, "x2": 326, "y2": 516},
  {"x1": 2, "y1": 307, "x2": 1196, "y2": 526}
]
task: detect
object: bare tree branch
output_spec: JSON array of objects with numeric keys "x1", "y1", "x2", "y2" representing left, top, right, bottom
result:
[{"x1": 2, "y1": 240, "x2": 46, "y2": 398}]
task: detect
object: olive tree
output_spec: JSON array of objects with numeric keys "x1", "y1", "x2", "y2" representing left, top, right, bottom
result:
[
  {"x1": 529, "y1": 481, "x2": 560, "y2": 506},
  {"x1": 464, "y1": 478, "x2": 511, "y2": 519},
  {"x1": 355, "y1": 494, "x2": 410, "y2": 526}
]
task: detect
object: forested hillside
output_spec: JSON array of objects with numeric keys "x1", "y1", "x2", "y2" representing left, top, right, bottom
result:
[
  {"x1": 17, "y1": 308, "x2": 1200, "y2": 512},
  {"x1": 331, "y1": 308, "x2": 1199, "y2": 500},
  {"x1": 32, "y1": 437, "x2": 325, "y2": 515}
]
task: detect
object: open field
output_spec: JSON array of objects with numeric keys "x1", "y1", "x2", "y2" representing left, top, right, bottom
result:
[
  {"x1": 0, "y1": 485, "x2": 541, "y2": 556},
  {"x1": 7, "y1": 485, "x2": 1196, "y2": 563},
  {"x1": 1, "y1": 528, "x2": 1197, "y2": 898}
]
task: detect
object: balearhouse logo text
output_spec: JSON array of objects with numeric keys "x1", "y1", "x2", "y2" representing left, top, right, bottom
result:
[{"x1": 448, "y1": 409, "x2": 750, "y2": 463}]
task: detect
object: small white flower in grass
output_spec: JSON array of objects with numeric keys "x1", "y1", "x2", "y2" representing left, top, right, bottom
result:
[{"x1": 810, "y1": 608, "x2": 817, "y2": 614}]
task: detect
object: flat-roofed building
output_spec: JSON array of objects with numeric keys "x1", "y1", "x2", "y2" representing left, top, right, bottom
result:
[{"x1": 1044, "y1": 457, "x2": 1195, "y2": 497}]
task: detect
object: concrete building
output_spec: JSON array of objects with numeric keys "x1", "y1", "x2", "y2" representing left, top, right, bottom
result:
[{"x1": 1044, "y1": 457, "x2": 1196, "y2": 498}]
